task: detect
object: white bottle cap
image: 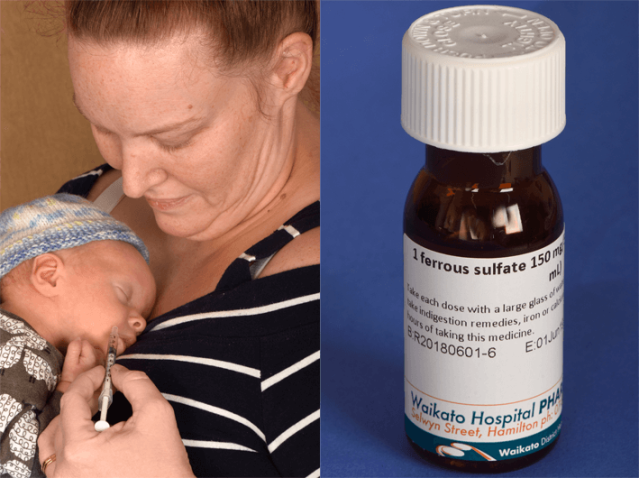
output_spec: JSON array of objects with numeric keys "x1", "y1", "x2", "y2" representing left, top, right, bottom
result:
[{"x1": 402, "y1": 5, "x2": 565, "y2": 152}]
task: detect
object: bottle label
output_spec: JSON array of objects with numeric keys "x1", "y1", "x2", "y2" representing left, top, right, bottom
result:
[{"x1": 404, "y1": 230, "x2": 564, "y2": 461}]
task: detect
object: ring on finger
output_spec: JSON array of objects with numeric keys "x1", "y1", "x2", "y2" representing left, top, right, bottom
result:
[{"x1": 41, "y1": 454, "x2": 56, "y2": 474}]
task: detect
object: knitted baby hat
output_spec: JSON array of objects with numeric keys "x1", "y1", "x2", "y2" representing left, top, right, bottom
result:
[{"x1": 0, "y1": 193, "x2": 149, "y2": 280}]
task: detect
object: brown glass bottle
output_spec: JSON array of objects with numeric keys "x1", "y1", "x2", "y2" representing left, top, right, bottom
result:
[{"x1": 404, "y1": 144, "x2": 563, "y2": 472}]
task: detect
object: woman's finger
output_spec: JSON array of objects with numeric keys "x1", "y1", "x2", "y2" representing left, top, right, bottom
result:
[
  {"x1": 107, "y1": 365, "x2": 192, "y2": 476},
  {"x1": 109, "y1": 364, "x2": 167, "y2": 413},
  {"x1": 38, "y1": 416, "x2": 59, "y2": 469},
  {"x1": 41, "y1": 458, "x2": 56, "y2": 477},
  {"x1": 80, "y1": 339, "x2": 98, "y2": 363},
  {"x1": 59, "y1": 365, "x2": 106, "y2": 439}
]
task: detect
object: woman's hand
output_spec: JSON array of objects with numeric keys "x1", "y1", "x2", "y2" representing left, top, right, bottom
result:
[
  {"x1": 56, "y1": 338, "x2": 105, "y2": 393},
  {"x1": 38, "y1": 364, "x2": 194, "y2": 478}
]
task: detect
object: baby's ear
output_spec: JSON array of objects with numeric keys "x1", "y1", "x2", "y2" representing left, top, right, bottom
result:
[{"x1": 30, "y1": 253, "x2": 65, "y2": 297}]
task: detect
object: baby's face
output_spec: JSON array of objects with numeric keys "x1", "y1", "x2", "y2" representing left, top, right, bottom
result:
[{"x1": 62, "y1": 241, "x2": 156, "y2": 356}]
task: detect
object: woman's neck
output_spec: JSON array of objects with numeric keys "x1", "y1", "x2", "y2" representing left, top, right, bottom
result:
[{"x1": 193, "y1": 99, "x2": 319, "y2": 246}]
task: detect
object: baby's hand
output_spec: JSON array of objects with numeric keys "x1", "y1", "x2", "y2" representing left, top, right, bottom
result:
[{"x1": 57, "y1": 339, "x2": 105, "y2": 393}]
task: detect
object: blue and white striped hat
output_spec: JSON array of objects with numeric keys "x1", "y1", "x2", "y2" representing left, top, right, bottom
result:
[{"x1": 0, "y1": 194, "x2": 149, "y2": 280}]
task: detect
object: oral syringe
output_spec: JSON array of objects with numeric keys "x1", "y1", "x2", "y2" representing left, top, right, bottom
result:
[{"x1": 95, "y1": 326, "x2": 118, "y2": 432}]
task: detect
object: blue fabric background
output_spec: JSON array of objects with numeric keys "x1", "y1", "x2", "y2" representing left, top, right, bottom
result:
[{"x1": 320, "y1": 1, "x2": 638, "y2": 476}]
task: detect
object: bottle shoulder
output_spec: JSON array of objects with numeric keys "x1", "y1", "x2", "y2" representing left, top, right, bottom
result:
[{"x1": 404, "y1": 168, "x2": 564, "y2": 258}]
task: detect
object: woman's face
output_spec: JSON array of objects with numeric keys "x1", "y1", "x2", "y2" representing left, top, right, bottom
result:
[{"x1": 67, "y1": 34, "x2": 290, "y2": 240}]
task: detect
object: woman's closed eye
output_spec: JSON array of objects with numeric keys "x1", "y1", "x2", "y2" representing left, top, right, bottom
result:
[
  {"x1": 94, "y1": 126, "x2": 191, "y2": 153},
  {"x1": 156, "y1": 123, "x2": 207, "y2": 153},
  {"x1": 159, "y1": 139, "x2": 192, "y2": 153},
  {"x1": 93, "y1": 125, "x2": 114, "y2": 137}
]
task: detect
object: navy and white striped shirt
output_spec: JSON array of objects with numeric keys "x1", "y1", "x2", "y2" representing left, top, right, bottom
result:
[{"x1": 59, "y1": 167, "x2": 320, "y2": 477}]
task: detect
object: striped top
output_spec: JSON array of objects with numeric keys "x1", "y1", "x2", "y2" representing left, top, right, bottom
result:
[{"x1": 58, "y1": 166, "x2": 320, "y2": 478}]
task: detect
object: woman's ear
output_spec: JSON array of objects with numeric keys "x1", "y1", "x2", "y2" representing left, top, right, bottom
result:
[
  {"x1": 271, "y1": 32, "x2": 314, "y2": 97},
  {"x1": 30, "y1": 253, "x2": 65, "y2": 297}
]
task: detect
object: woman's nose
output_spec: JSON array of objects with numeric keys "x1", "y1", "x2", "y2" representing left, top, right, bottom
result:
[
  {"x1": 128, "y1": 314, "x2": 147, "y2": 333},
  {"x1": 120, "y1": 143, "x2": 168, "y2": 198}
]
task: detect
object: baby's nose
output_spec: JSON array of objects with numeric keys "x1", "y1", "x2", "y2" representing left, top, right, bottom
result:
[{"x1": 128, "y1": 315, "x2": 147, "y2": 333}]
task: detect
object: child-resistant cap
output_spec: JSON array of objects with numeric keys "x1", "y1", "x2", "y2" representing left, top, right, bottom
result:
[{"x1": 401, "y1": 5, "x2": 565, "y2": 152}]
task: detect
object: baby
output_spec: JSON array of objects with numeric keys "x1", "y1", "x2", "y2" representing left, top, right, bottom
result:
[{"x1": 0, "y1": 194, "x2": 156, "y2": 478}]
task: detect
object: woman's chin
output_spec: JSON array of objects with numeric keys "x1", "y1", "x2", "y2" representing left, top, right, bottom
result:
[{"x1": 153, "y1": 211, "x2": 219, "y2": 241}]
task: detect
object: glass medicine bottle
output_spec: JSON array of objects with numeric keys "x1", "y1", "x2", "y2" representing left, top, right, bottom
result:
[{"x1": 402, "y1": 5, "x2": 565, "y2": 473}]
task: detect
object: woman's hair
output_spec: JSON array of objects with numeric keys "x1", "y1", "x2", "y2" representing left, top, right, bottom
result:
[{"x1": 64, "y1": 0, "x2": 319, "y2": 113}]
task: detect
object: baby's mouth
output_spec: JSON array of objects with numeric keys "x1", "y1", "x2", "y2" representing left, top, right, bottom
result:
[{"x1": 117, "y1": 336, "x2": 134, "y2": 356}]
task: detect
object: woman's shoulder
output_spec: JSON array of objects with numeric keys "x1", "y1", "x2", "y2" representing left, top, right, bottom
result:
[
  {"x1": 259, "y1": 227, "x2": 319, "y2": 279},
  {"x1": 252, "y1": 199, "x2": 320, "y2": 280},
  {"x1": 57, "y1": 164, "x2": 121, "y2": 201}
]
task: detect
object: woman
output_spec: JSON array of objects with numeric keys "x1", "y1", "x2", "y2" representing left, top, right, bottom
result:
[{"x1": 37, "y1": 1, "x2": 319, "y2": 477}]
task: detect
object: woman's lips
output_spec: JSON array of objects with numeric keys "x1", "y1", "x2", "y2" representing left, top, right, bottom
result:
[{"x1": 145, "y1": 195, "x2": 192, "y2": 211}]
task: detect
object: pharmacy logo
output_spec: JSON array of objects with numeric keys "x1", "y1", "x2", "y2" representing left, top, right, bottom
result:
[{"x1": 436, "y1": 442, "x2": 495, "y2": 461}]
